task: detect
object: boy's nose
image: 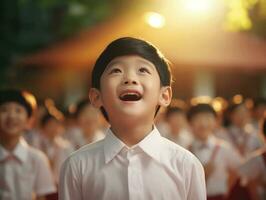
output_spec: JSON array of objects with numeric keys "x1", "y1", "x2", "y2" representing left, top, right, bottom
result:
[
  {"x1": 124, "y1": 80, "x2": 137, "y2": 85},
  {"x1": 123, "y1": 73, "x2": 138, "y2": 85}
]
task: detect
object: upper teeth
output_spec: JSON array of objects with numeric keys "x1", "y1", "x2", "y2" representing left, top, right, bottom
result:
[{"x1": 122, "y1": 92, "x2": 138, "y2": 97}]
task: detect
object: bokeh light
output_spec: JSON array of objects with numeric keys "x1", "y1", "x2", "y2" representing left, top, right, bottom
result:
[{"x1": 144, "y1": 12, "x2": 165, "y2": 28}]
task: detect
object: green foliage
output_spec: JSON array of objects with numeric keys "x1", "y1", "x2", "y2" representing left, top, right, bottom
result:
[{"x1": 0, "y1": 0, "x2": 120, "y2": 86}]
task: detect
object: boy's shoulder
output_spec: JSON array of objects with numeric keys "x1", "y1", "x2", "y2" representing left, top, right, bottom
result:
[
  {"x1": 64, "y1": 132, "x2": 202, "y2": 171},
  {"x1": 26, "y1": 143, "x2": 51, "y2": 162},
  {"x1": 66, "y1": 139, "x2": 105, "y2": 163}
]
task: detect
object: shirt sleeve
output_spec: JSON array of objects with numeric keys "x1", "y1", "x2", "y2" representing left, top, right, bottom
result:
[
  {"x1": 34, "y1": 151, "x2": 57, "y2": 196},
  {"x1": 59, "y1": 156, "x2": 82, "y2": 200},
  {"x1": 185, "y1": 153, "x2": 207, "y2": 200}
]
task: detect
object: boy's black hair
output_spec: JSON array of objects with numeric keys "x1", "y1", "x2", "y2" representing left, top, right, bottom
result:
[
  {"x1": 0, "y1": 89, "x2": 35, "y2": 117},
  {"x1": 91, "y1": 37, "x2": 172, "y2": 89},
  {"x1": 187, "y1": 104, "x2": 217, "y2": 121},
  {"x1": 40, "y1": 112, "x2": 61, "y2": 127},
  {"x1": 223, "y1": 102, "x2": 245, "y2": 127},
  {"x1": 165, "y1": 106, "x2": 185, "y2": 119},
  {"x1": 227, "y1": 102, "x2": 246, "y2": 114},
  {"x1": 91, "y1": 37, "x2": 172, "y2": 121}
]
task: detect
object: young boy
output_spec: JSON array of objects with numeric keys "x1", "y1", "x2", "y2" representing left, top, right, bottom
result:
[
  {"x1": 239, "y1": 116, "x2": 266, "y2": 200},
  {"x1": 187, "y1": 104, "x2": 243, "y2": 200},
  {"x1": 37, "y1": 113, "x2": 74, "y2": 184},
  {"x1": 164, "y1": 106, "x2": 193, "y2": 149},
  {"x1": 0, "y1": 89, "x2": 56, "y2": 200},
  {"x1": 64, "y1": 98, "x2": 105, "y2": 149},
  {"x1": 59, "y1": 37, "x2": 206, "y2": 200},
  {"x1": 221, "y1": 102, "x2": 263, "y2": 157}
]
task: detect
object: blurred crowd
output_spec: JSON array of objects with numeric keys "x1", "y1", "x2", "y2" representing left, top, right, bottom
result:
[{"x1": 1, "y1": 89, "x2": 266, "y2": 200}]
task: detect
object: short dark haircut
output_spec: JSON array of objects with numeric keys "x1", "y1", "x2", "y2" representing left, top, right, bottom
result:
[
  {"x1": 187, "y1": 104, "x2": 217, "y2": 121},
  {"x1": 40, "y1": 112, "x2": 60, "y2": 127},
  {"x1": 0, "y1": 89, "x2": 35, "y2": 117},
  {"x1": 165, "y1": 106, "x2": 185, "y2": 119},
  {"x1": 91, "y1": 37, "x2": 172, "y2": 121},
  {"x1": 91, "y1": 37, "x2": 172, "y2": 89},
  {"x1": 227, "y1": 102, "x2": 246, "y2": 114},
  {"x1": 222, "y1": 102, "x2": 246, "y2": 127}
]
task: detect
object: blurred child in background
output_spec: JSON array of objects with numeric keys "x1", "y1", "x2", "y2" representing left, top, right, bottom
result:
[
  {"x1": 239, "y1": 115, "x2": 266, "y2": 200},
  {"x1": 0, "y1": 89, "x2": 56, "y2": 200},
  {"x1": 64, "y1": 98, "x2": 105, "y2": 149},
  {"x1": 221, "y1": 102, "x2": 263, "y2": 157},
  {"x1": 187, "y1": 104, "x2": 243, "y2": 200},
  {"x1": 37, "y1": 113, "x2": 74, "y2": 184},
  {"x1": 164, "y1": 106, "x2": 193, "y2": 149}
]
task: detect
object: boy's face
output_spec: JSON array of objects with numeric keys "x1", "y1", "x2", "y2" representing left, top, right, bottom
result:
[
  {"x1": 77, "y1": 104, "x2": 101, "y2": 133},
  {"x1": 0, "y1": 102, "x2": 29, "y2": 136},
  {"x1": 43, "y1": 118, "x2": 64, "y2": 139},
  {"x1": 167, "y1": 112, "x2": 187, "y2": 134},
  {"x1": 231, "y1": 105, "x2": 250, "y2": 127},
  {"x1": 90, "y1": 55, "x2": 171, "y2": 123},
  {"x1": 190, "y1": 112, "x2": 216, "y2": 141}
]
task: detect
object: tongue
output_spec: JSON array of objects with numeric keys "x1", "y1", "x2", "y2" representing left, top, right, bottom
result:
[{"x1": 120, "y1": 94, "x2": 141, "y2": 101}]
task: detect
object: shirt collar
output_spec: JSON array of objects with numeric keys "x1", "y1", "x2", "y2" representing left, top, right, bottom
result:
[
  {"x1": 104, "y1": 129, "x2": 126, "y2": 164},
  {"x1": 137, "y1": 126, "x2": 162, "y2": 163},
  {"x1": 104, "y1": 126, "x2": 162, "y2": 164},
  {"x1": 0, "y1": 137, "x2": 28, "y2": 163}
]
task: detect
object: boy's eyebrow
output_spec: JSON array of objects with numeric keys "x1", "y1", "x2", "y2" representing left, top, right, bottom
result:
[
  {"x1": 105, "y1": 56, "x2": 156, "y2": 71},
  {"x1": 136, "y1": 58, "x2": 156, "y2": 70},
  {"x1": 106, "y1": 59, "x2": 125, "y2": 69}
]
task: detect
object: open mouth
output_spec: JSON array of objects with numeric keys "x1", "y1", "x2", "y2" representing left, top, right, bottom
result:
[{"x1": 119, "y1": 92, "x2": 142, "y2": 101}]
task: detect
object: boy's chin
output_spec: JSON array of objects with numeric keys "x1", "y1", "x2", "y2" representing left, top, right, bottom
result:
[{"x1": 114, "y1": 109, "x2": 148, "y2": 120}]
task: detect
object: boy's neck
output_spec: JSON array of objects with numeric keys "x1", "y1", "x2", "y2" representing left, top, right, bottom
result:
[
  {"x1": 0, "y1": 133, "x2": 20, "y2": 151},
  {"x1": 110, "y1": 122, "x2": 153, "y2": 147}
]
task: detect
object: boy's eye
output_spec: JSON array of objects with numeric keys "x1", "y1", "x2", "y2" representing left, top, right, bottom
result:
[
  {"x1": 109, "y1": 68, "x2": 122, "y2": 74},
  {"x1": 139, "y1": 67, "x2": 150, "y2": 74}
]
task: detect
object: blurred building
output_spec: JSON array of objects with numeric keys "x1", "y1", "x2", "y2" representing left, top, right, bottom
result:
[{"x1": 11, "y1": 0, "x2": 266, "y2": 106}]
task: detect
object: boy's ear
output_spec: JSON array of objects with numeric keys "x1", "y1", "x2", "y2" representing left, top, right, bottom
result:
[
  {"x1": 89, "y1": 88, "x2": 103, "y2": 108},
  {"x1": 158, "y1": 86, "x2": 172, "y2": 107}
]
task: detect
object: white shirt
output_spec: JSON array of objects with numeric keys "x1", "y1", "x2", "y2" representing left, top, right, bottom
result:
[
  {"x1": 190, "y1": 136, "x2": 243, "y2": 196},
  {"x1": 239, "y1": 146, "x2": 266, "y2": 181},
  {"x1": 165, "y1": 129, "x2": 193, "y2": 149},
  {"x1": 37, "y1": 136, "x2": 75, "y2": 183},
  {"x1": 218, "y1": 125, "x2": 263, "y2": 157},
  {"x1": 0, "y1": 137, "x2": 56, "y2": 200},
  {"x1": 239, "y1": 146, "x2": 266, "y2": 200},
  {"x1": 59, "y1": 126, "x2": 206, "y2": 200},
  {"x1": 64, "y1": 127, "x2": 105, "y2": 150}
]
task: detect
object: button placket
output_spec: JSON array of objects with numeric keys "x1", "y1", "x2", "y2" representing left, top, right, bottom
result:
[{"x1": 127, "y1": 149, "x2": 143, "y2": 199}]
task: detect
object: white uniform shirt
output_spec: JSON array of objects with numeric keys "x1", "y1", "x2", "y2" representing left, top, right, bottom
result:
[
  {"x1": 38, "y1": 136, "x2": 75, "y2": 183},
  {"x1": 217, "y1": 125, "x2": 263, "y2": 157},
  {"x1": 0, "y1": 137, "x2": 56, "y2": 200},
  {"x1": 165, "y1": 129, "x2": 193, "y2": 149},
  {"x1": 239, "y1": 146, "x2": 266, "y2": 181},
  {"x1": 64, "y1": 127, "x2": 105, "y2": 150},
  {"x1": 59, "y1": 126, "x2": 206, "y2": 200},
  {"x1": 190, "y1": 136, "x2": 243, "y2": 196},
  {"x1": 239, "y1": 146, "x2": 266, "y2": 199}
]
